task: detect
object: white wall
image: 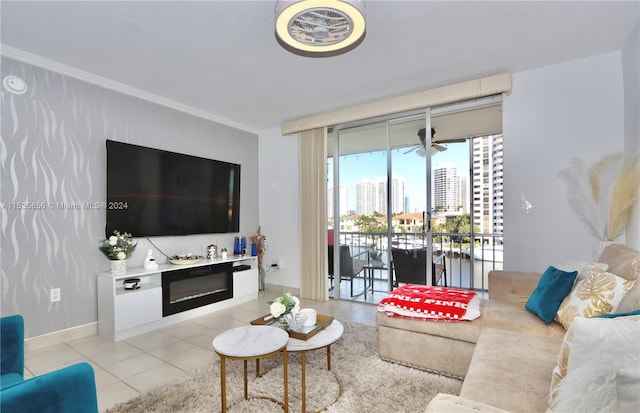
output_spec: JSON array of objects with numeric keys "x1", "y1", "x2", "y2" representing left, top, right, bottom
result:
[
  {"x1": 503, "y1": 51, "x2": 625, "y2": 272},
  {"x1": 261, "y1": 51, "x2": 629, "y2": 289},
  {"x1": 257, "y1": 127, "x2": 301, "y2": 291},
  {"x1": 622, "y1": 24, "x2": 640, "y2": 249}
]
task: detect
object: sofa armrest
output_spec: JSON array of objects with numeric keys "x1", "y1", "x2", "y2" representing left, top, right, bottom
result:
[
  {"x1": 1, "y1": 362, "x2": 98, "y2": 413},
  {"x1": 488, "y1": 270, "x2": 542, "y2": 306},
  {"x1": 1, "y1": 315, "x2": 24, "y2": 380},
  {"x1": 425, "y1": 393, "x2": 511, "y2": 413}
]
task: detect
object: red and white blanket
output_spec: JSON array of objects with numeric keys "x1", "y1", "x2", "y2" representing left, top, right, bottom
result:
[{"x1": 377, "y1": 284, "x2": 480, "y2": 322}]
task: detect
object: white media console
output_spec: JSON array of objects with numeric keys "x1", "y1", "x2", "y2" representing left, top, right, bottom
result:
[{"x1": 97, "y1": 256, "x2": 258, "y2": 341}]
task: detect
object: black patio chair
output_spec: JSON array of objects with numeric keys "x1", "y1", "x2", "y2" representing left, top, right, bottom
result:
[
  {"x1": 391, "y1": 247, "x2": 447, "y2": 287},
  {"x1": 328, "y1": 245, "x2": 367, "y2": 296}
]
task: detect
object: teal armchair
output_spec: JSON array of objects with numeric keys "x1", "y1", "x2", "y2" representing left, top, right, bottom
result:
[{"x1": 1, "y1": 314, "x2": 99, "y2": 413}]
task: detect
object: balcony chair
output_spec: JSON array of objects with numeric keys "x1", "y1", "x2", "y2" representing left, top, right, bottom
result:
[
  {"x1": 391, "y1": 247, "x2": 447, "y2": 287},
  {"x1": 1, "y1": 314, "x2": 99, "y2": 413},
  {"x1": 328, "y1": 244, "x2": 367, "y2": 296}
]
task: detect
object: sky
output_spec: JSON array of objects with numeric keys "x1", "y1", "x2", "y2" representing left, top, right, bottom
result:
[{"x1": 330, "y1": 141, "x2": 470, "y2": 213}]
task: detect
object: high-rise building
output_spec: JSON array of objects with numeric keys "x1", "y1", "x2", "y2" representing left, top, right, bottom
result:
[
  {"x1": 433, "y1": 162, "x2": 460, "y2": 212},
  {"x1": 328, "y1": 185, "x2": 348, "y2": 218},
  {"x1": 391, "y1": 175, "x2": 405, "y2": 214},
  {"x1": 356, "y1": 175, "x2": 405, "y2": 215},
  {"x1": 471, "y1": 134, "x2": 504, "y2": 235}
]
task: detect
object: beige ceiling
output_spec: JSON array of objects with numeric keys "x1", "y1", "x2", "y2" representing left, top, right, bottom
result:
[{"x1": 1, "y1": 1, "x2": 637, "y2": 131}]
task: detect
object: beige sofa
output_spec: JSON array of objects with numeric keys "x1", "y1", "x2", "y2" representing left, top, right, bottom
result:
[{"x1": 376, "y1": 244, "x2": 640, "y2": 413}]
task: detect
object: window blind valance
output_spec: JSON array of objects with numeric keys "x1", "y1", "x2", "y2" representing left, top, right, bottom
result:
[{"x1": 281, "y1": 73, "x2": 512, "y2": 135}]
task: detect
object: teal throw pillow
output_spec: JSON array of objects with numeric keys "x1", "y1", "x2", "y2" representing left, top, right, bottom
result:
[{"x1": 526, "y1": 266, "x2": 578, "y2": 323}]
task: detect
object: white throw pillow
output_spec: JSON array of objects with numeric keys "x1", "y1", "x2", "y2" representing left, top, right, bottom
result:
[
  {"x1": 616, "y1": 368, "x2": 640, "y2": 413},
  {"x1": 550, "y1": 317, "x2": 640, "y2": 413}
]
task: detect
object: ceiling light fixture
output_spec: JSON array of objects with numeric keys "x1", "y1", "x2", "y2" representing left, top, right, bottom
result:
[{"x1": 275, "y1": 0, "x2": 366, "y2": 55}]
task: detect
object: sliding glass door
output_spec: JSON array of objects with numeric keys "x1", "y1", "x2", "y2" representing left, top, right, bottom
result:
[
  {"x1": 329, "y1": 111, "x2": 432, "y2": 301},
  {"x1": 328, "y1": 96, "x2": 504, "y2": 301}
]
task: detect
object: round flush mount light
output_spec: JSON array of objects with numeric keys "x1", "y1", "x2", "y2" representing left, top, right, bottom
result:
[
  {"x1": 275, "y1": 0, "x2": 366, "y2": 55},
  {"x1": 2, "y1": 75, "x2": 28, "y2": 95}
]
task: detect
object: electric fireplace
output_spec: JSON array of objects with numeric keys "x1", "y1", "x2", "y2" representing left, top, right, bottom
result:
[{"x1": 162, "y1": 263, "x2": 233, "y2": 317}]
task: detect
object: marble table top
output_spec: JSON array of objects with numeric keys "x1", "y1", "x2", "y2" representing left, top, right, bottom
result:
[
  {"x1": 212, "y1": 325, "x2": 289, "y2": 357},
  {"x1": 286, "y1": 319, "x2": 344, "y2": 352}
]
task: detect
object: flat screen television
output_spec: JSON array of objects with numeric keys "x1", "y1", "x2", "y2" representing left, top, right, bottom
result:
[{"x1": 105, "y1": 140, "x2": 240, "y2": 237}]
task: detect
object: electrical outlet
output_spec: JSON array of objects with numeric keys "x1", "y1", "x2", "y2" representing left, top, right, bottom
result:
[{"x1": 50, "y1": 288, "x2": 61, "y2": 303}]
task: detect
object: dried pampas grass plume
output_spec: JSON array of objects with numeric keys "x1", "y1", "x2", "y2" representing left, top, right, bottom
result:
[{"x1": 559, "y1": 152, "x2": 640, "y2": 241}]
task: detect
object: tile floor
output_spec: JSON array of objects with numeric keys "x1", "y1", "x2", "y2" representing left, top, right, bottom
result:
[{"x1": 23, "y1": 293, "x2": 378, "y2": 412}]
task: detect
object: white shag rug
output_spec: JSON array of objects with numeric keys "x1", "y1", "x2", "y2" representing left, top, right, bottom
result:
[{"x1": 106, "y1": 321, "x2": 461, "y2": 413}]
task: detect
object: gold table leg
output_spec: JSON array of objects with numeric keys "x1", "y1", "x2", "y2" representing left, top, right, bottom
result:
[
  {"x1": 301, "y1": 351, "x2": 306, "y2": 413},
  {"x1": 327, "y1": 345, "x2": 332, "y2": 370},
  {"x1": 243, "y1": 360, "x2": 248, "y2": 399},
  {"x1": 220, "y1": 357, "x2": 226, "y2": 412},
  {"x1": 283, "y1": 349, "x2": 288, "y2": 413}
]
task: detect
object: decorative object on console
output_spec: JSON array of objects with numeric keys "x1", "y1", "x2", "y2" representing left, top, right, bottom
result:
[
  {"x1": 143, "y1": 249, "x2": 158, "y2": 271},
  {"x1": 268, "y1": 291, "x2": 300, "y2": 329},
  {"x1": 122, "y1": 278, "x2": 140, "y2": 290},
  {"x1": 207, "y1": 244, "x2": 217, "y2": 260},
  {"x1": 250, "y1": 226, "x2": 268, "y2": 291},
  {"x1": 220, "y1": 248, "x2": 227, "y2": 260},
  {"x1": 559, "y1": 152, "x2": 640, "y2": 259},
  {"x1": 233, "y1": 235, "x2": 247, "y2": 255},
  {"x1": 168, "y1": 254, "x2": 203, "y2": 265},
  {"x1": 98, "y1": 230, "x2": 137, "y2": 274}
]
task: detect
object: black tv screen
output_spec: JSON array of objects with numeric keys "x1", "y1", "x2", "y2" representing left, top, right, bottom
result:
[{"x1": 106, "y1": 140, "x2": 240, "y2": 237}]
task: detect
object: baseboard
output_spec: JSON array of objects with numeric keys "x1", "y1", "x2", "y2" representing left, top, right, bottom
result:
[{"x1": 25, "y1": 322, "x2": 98, "y2": 352}]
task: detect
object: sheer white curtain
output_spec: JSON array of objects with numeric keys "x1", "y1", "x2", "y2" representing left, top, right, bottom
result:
[{"x1": 298, "y1": 127, "x2": 329, "y2": 301}]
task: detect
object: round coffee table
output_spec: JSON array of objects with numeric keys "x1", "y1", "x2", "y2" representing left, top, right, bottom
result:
[
  {"x1": 212, "y1": 325, "x2": 289, "y2": 412},
  {"x1": 286, "y1": 319, "x2": 344, "y2": 413}
]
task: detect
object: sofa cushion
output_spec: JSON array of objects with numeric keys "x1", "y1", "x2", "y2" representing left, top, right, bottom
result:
[
  {"x1": 598, "y1": 244, "x2": 640, "y2": 281},
  {"x1": 555, "y1": 267, "x2": 635, "y2": 329},
  {"x1": 377, "y1": 299, "x2": 567, "y2": 345},
  {"x1": 525, "y1": 266, "x2": 578, "y2": 323},
  {"x1": 460, "y1": 329, "x2": 561, "y2": 413},
  {"x1": 482, "y1": 300, "x2": 566, "y2": 339},
  {"x1": 616, "y1": 279, "x2": 640, "y2": 313}
]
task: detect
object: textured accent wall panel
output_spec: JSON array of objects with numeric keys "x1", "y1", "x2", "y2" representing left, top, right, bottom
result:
[{"x1": 0, "y1": 57, "x2": 258, "y2": 337}]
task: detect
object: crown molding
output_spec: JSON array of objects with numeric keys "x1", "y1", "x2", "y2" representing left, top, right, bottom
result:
[{"x1": 0, "y1": 44, "x2": 260, "y2": 135}]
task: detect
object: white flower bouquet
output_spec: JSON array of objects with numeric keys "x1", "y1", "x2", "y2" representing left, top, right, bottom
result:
[
  {"x1": 98, "y1": 230, "x2": 137, "y2": 260},
  {"x1": 268, "y1": 291, "x2": 300, "y2": 318}
]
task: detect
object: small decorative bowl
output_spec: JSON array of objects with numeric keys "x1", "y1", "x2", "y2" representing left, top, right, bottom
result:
[{"x1": 123, "y1": 278, "x2": 141, "y2": 290}]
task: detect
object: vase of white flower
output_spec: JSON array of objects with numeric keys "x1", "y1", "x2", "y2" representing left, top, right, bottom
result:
[
  {"x1": 110, "y1": 260, "x2": 127, "y2": 275},
  {"x1": 99, "y1": 230, "x2": 137, "y2": 274},
  {"x1": 268, "y1": 291, "x2": 300, "y2": 330}
]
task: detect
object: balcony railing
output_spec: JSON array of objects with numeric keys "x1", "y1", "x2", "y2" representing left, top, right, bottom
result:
[{"x1": 335, "y1": 231, "x2": 503, "y2": 291}]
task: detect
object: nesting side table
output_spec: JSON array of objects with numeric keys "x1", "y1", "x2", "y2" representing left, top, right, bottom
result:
[{"x1": 212, "y1": 325, "x2": 289, "y2": 412}]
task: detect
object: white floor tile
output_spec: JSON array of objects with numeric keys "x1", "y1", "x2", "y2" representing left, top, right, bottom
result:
[{"x1": 23, "y1": 294, "x2": 379, "y2": 412}]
